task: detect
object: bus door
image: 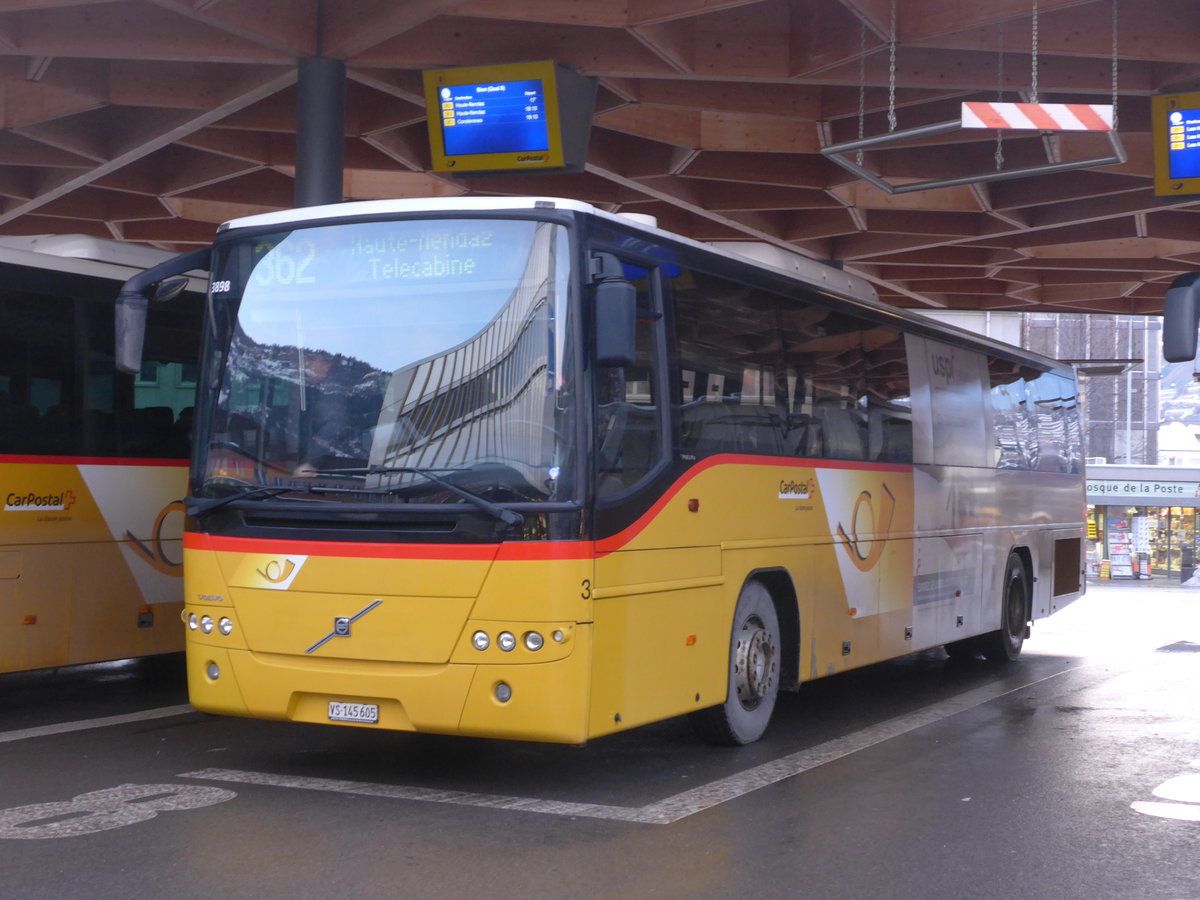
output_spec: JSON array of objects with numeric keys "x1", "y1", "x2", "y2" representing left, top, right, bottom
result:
[{"x1": 589, "y1": 258, "x2": 726, "y2": 736}]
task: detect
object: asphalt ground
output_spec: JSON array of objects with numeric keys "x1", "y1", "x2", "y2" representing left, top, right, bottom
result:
[{"x1": 1, "y1": 579, "x2": 1197, "y2": 899}]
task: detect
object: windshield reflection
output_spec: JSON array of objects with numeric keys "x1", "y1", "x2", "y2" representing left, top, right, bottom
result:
[{"x1": 199, "y1": 217, "x2": 575, "y2": 507}]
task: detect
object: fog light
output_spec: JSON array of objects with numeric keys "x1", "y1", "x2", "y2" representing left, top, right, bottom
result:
[
  {"x1": 200, "y1": 615, "x2": 214, "y2": 634},
  {"x1": 206, "y1": 661, "x2": 220, "y2": 680},
  {"x1": 187, "y1": 613, "x2": 199, "y2": 631},
  {"x1": 497, "y1": 631, "x2": 516, "y2": 652},
  {"x1": 218, "y1": 617, "x2": 234, "y2": 636},
  {"x1": 494, "y1": 682, "x2": 512, "y2": 703},
  {"x1": 472, "y1": 630, "x2": 490, "y2": 651},
  {"x1": 524, "y1": 631, "x2": 544, "y2": 652}
]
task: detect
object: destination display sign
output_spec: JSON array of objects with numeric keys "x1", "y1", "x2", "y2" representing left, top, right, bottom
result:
[{"x1": 238, "y1": 222, "x2": 521, "y2": 292}]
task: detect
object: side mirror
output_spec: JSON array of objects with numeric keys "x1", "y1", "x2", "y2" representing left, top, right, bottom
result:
[
  {"x1": 594, "y1": 280, "x2": 636, "y2": 368},
  {"x1": 153, "y1": 276, "x2": 190, "y2": 303},
  {"x1": 115, "y1": 291, "x2": 149, "y2": 375},
  {"x1": 592, "y1": 253, "x2": 636, "y2": 368},
  {"x1": 1163, "y1": 272, "x2": 1200, "y2": 363},
  {"x1": 113, "y1": 247, "x2": 212, "y2": 375}
]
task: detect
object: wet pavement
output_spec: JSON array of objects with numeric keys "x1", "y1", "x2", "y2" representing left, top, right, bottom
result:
[{"x1": 1, "y1": 580, "x2": 1198, "y2": 899}]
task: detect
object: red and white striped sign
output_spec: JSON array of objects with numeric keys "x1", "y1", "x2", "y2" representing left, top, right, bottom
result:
[{"x1": 960, "y1": 102, "x2": 1114, "y2": 132}]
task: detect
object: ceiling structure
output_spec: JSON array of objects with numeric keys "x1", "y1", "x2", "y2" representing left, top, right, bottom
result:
[{"x1": 0, "y1": 0, "x2": 1197, "y2": 314}]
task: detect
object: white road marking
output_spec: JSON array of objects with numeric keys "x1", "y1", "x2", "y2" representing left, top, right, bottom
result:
[
  {"x1": 1131, "y1": 763, "x2": 1200, "y2": 823},
  {"x1": 182, "y1": 666, "x2": 1088, "y2": 825},
  {"x1": 0, "y1": 784, "x2": 236, "y2": 840},
  {"x1": 0, "y1": 704, "x2": 194, "y2": 745},
  {"x1": 1131, "y1": 801, "x2": 1200, "y2": 822}
]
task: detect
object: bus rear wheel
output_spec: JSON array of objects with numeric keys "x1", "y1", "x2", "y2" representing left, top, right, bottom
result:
[
  {"x1": 978, "y1": 554, "x2": 1029, "y2": 662},
  {"x1": 691, "y1": 580, "x2": 780, "y2": 745}
]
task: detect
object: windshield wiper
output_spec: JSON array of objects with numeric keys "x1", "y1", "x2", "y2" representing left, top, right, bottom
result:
[
  {"x1": 306, "y1": 466, "x2": 524, "y2": 526},
  {"x1": 185, "y1": 485, "x2": 307, "y2": 518}
]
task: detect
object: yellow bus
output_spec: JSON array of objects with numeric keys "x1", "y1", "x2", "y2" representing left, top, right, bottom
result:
[
  {"x1": 119, "y1": 198, "x2": 1086, "y2": 744},
  {"x1": 0, "y1": 235, "x2": 202, "y2": 673}
]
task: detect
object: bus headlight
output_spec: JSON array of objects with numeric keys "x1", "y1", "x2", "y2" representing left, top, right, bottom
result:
[
  {"x1": 200, "y1": 615, "x2": 214, "y2": 634},
  {"x1": 472, "y1": 630, "x2": 490, "y2": 651},
  {"x1": 524, "y1": 631, "x2": 544, "y2": 652},
  {"x1": 497, "y1": 631, "x2": 516, "y2": 652},
  {"x1": 187, "y1": 613, "x2": 199, "y2": 631},
  {"x1": 218, "y1": 617, "x2": 234, "y2": 636}
]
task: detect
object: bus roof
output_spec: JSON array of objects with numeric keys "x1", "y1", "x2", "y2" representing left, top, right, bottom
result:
[{"x1": 218, "y1": 195, "x2": 877, "y2": 300}]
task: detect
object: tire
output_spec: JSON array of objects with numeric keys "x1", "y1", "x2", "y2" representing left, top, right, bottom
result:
[
  {"x1": 978, "y1": 554, "x2": 1029, "y2": 662},
  {"x1": 691, "y1": 580, "x2": 781, "y2": 745}
]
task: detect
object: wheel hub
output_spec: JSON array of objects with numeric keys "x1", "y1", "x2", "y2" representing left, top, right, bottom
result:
[{"x1": 734, "y1": 616, "x2": 777, "y2": 709}]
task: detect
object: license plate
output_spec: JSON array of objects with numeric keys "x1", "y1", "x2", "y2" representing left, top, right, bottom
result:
[{"x1": 328, "y1": 701, "x2": 379, "y2": 724}]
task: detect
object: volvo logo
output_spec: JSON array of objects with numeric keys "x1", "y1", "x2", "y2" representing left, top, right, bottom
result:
[{"x1": 305, "y1": 600, "x2": 383, "y2": 654}]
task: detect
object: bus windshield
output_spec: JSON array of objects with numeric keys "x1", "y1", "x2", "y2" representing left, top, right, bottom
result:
[{"x1": 195, "y1": 217, "x2": 576, "y2": 509}]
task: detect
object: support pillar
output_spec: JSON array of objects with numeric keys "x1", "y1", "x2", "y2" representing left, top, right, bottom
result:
[{"x1": 294, "y1": 55, "x2": 346, "y2": 208}]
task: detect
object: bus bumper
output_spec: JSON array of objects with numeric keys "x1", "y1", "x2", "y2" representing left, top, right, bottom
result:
[{"x1": 184, "y1": 626, "x2": 593, "y2": 744}]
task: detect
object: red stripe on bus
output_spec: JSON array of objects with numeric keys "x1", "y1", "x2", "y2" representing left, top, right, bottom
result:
[
  {"x1": 594, "y1": 454, "x2": 910, "y2": 553},
  {"x1": 0, "y1": 455, "x2": 188, "y2": 467},
  {"x1": 183, "y1": 532, "x2": 504, "y2": 561},
  {"x1": 185, "y1": 531, "x2": 599, "y2": 562},
  {"x1": 184, "y1": 456, "x2": 909, "y2": 561}
]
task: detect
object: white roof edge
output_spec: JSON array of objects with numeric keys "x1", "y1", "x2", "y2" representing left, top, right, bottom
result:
[
  {"x1": 220, "y1": 196, "x2": 878, "y2": 304},
  {"x1": 220, "y1": 196, "x2": 589, "y2": 231}
]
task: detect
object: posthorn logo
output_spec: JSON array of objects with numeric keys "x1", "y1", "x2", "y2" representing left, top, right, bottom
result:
[{"x1": 4, "y1": 490, "x2": 76, "y2": 512}]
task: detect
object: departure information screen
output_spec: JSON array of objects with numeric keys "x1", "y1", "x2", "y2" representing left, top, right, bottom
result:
[
  {"x1": 1167, "y1": 107, "x2": 1200, "y2": 179},
  {"x1": 436, "y1": 79, "x2": 549, "y2": 157}
]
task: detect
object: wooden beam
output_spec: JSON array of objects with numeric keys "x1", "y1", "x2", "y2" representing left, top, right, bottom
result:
[
  {"x1": 679, "y1": 150, "x2": 837, "y2": 189},
  {"x1": 146, "y1": 0, "x2": 317, "y2": 56},
  {"x1": 782, "y1": 208, "x2": 860, "y2": 241},
  {"x1": 626, "y1": 78, "x2": 822, "y2": 118},
  {"x1": 0, "y1": 66, "x2": 295, "y2": 226},
  {"x1": 322, "y1": 0, "x2": 461, "y2": 59},
  {"x1": 597, "y1": 104, "x2": 822, "y2": 153},
  {"x1": 865, "y1": 209, "x2": 984, "y2": 236},
  {"x1": 908, "y1": 0, "x2": 1200, "y2": 65},
  {"x1": 589, "y1": 128, "x2": 701, "y2": 179},
  {"x1": 9, "y1": 2, "x2": 293, "y2": 62},
  {"x1": 352, "y1": 17, "x2": 677, "y2": 77},
  {"x1": 629, "y1": 0, "x2": 765, "y2": 27}
]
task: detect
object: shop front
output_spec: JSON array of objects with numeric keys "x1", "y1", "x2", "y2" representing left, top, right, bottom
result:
[{"x1": 1085, "y1": 465, "x2": 1200, "y2": 581}]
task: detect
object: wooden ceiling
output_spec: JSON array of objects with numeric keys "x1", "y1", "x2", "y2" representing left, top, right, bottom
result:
[{"x1": 0, "y1": 0, "x2": 1198, "y2": 313}]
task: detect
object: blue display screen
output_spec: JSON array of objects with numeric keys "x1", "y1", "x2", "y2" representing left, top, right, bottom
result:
[
  {"x1": 437, "y1": 79, "x2": 550, "y2": 156},
  {"x1": 1167, "y1": 108, "x2": 1200, "y2": 179}
]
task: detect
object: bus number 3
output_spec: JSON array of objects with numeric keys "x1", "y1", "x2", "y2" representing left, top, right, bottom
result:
[{"x1": 0, "y1": 784, "x2": 236, "y2": 839}]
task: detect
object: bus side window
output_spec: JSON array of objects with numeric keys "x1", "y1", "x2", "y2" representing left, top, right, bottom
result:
[
  {"x1": 782, "y1": 308, "x2": 868, "y2": 462},
  {"x1": 863, "y1": 326, "x2": 912, "y2": 463},
  {"x1": 988, "y1": 360, "x2": 1035, "y2": 470},
  {"x1": 597, "y1": 264, "x2": 663, "y2": 498},
  {"x1": 671, "y1": 271, "x2": 787, "y2": 457},
  {"x1": 1029, "y1": 370, "x2": 1080, "y2": 473}
]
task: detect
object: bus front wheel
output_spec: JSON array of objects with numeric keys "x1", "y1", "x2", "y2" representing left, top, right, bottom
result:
[
  {"x1": 691, "y1": 580, "x2": 780, "y2": 745},
  {"x1": 978, "y1": 554, "x2": 1029, "y2": 662}
]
